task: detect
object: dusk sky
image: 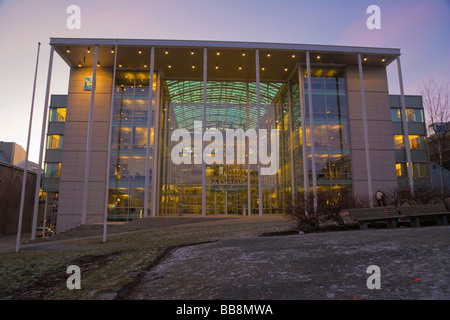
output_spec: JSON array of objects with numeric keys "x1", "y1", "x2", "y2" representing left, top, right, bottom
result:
[{"x1": 0, "y1": 0, "x2": 449, "y2": 163}]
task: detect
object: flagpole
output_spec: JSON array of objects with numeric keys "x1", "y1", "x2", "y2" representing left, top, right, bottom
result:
[{"x1": 16, "y1": 42, "x2": 41, "y2": 252}]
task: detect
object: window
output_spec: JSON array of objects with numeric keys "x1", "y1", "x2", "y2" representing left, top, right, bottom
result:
[
  {"x1": 406, "y1": 109, "x2": 424, "y2": 122},
  {"x1": 44, "y1": 163, "x2": 61, "y2": 178},
  {"x1": 394, "y1": 135, "x2": 404, "y2": 149},
  {"x1": 47, "y1": 135, "x2": 63, "y2": 149},
  {"x1": 49, "y1": 108, "x2": 66, "y2": 122},
  {"x1": 395, "y1": 163, "x2": 403, "y2": 177},
  {"x1": 412, "y1": 163, "x2": 430, "y2": 178},
  {"x1": 391, "y1": 109, "x2": 401, "y2": 122},
  {"x1": 408, "y1": 135, "x2": 427, "y2": 149}
]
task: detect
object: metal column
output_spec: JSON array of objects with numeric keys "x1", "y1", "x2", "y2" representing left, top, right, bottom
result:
[
  {"x1": 16, "y1": 42, "x2": 41, "y2": 251},
  {"x1": 305, "y1": 52, "x2": 317, "y2": 213},
  {"x1": 31, "y1": 45, "x2": 54, "y2": 240},
  {"x1": 81, "y1": 45, "x2": 99, "y2": 224},
  {"x1": 256, "y1": 49, "x2": 263, "y2": 217},
  {"x1": 287, "y1": 80, "x2": 296, "y2": 202},
  {"x1": 357, "y1": 53, "x2": 374, "y2": 207},
  {"x1": 152, "y1": 69, "x2": 161, "y2": 217},
  {"x1": 202, "y1": 48, "x2": 207, "y2": 217},
  {"x1": 144, "y1": 47, "x2": 155, "y2": 217},
  {"x1": 103, "y1": 40, "x2": 118, "y2": 243},
  {"x1": 298, "y1": 64, "x2": 309, "y2": 211},
  {"x1": 397, "y1": 56, "x2": 414, "y2": 197},
  {"x1": 246, "y1": 81, "x2": 251, "y2": 216}
]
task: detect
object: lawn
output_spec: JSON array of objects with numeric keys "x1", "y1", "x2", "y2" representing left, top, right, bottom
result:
[{"x1": 0, "y1": 217, "x2": 295, "y2": 300}]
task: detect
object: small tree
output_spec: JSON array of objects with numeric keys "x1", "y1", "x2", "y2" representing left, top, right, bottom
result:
[{"x1": 418, "y1": 78, "x2": 449, "y2": 199}]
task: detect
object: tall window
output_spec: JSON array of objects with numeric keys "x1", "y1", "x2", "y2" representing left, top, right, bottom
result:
[
  {"x1": 44, "y1": 163, "x2": 61, "y2": 178},
  {"x1": 49, "y1": 108, "x2": 66, "y2": 122},
  {"x1": 47, "y1": 135, "x2": 64, "y2": 149}
]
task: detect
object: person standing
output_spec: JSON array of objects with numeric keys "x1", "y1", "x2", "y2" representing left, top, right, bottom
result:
[{"x1": 375, "y1": 190, "x2": 384, "y2": 206}]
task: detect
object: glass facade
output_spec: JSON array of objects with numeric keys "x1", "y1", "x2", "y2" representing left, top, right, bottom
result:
[
  {"x1": 302, "y1": 67, "x2": 352, "y2": 202},
  {"x1": 105, "y1": 56, "x2": 351, "y2": 219},
  {"x1": 107, "y1": 71, "x2": 157, "y2": 220}
]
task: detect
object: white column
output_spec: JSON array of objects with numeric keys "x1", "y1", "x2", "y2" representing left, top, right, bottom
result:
[
  {"x1": 397, "y1": 56, "x2": 414, "y2": 197},
  {"x1": 357, "y1": 53, "x2": 374, "y2": 207},
  {"x1": 202, "y1": 47, "x2": 207, "y2": 217},
  {"x1": 103, "y1": 40, "x2": 118, "y2": 243},
  {"x1": 305, "y1": 52, "x2": 317, "y2": 213},
  {"x1": 15, "y1": 42, "x2": 41, "y2": 252},
  {"x1": 246, "y1": 81, "x2": 251, "y2": 216},
  {"x1": 287, "y1": 80, "x2": 296, "y2": 202},
  {"x1": 81, "y1": 45, "x2": 99, "y2": 224},
  {"x1": 152, "y1": 56, "x2": 161, "y2": 217},
  {"x1": 256, "y1": 49, "x2": 263, "y2": 217},
  {"x1": 31, "y1": 45, "x2": 54, "y2": 240},
  {"x1": 297, "y1": 64, "x2": 309, "y2": 210},
  {"x1": 145, "y1": 47, "x2": 155, "y2": 217}
]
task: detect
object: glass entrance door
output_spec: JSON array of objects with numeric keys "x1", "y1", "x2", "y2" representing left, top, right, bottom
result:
[{"x1": 214, "y1": 189, "x2": 242, "y2": 215}]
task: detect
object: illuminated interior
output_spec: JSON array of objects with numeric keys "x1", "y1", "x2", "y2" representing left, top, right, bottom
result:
[{"x1": 106, "y1": 56, "x2": 352, "y2": 219}]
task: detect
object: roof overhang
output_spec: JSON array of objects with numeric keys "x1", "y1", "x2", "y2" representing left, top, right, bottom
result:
[{"x1": 50, "y1": 38, "x2": 401, "y2": 81}]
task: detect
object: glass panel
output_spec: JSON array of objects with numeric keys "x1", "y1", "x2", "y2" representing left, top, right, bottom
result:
[
  {"x1": 108, "y1": 70, "x2": 156, "y2": 220},
  {"x1": 408, "y1": 135, "x2": 427, "y2": 149},
  {"x1": 44, "y1": 163, "x2": 61, "y2": 178},
  {"x1": 412, "y1": 163, "x2": 430, "y2": 178},
  {"x1": 394, "y1": 135, "x2": 404, "y2": 149},
  {"x1": 49, "y1": 108, "x2": 66, "y2": 122},
  {"x1": 47, "y1": 135, "x2": 64, "y2": 149},
  {"x1": 391, "y1": 108, "x2": 401, "y2": 122},
  {"x1": 406, "y1": 109, "x2": 424, "y2": 122}
]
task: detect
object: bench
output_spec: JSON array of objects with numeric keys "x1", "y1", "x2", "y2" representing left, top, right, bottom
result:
[
  {"x1": 398, "y1": 203, "x2": 450, "y2": 227},
  {"x1": 348, "y1": 206, "x2": 403, "y2": 230}
]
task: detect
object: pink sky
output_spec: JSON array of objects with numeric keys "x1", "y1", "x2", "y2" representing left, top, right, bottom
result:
[{"x1": 0, "y1": 0, "x2": 448, "y2": 163}]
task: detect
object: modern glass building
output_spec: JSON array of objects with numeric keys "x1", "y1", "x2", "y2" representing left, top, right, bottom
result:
[{"x1": 39, "y1": 38, "x2": 426, "y2": 233}]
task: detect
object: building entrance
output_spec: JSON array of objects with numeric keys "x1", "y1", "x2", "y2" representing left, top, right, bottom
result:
[{"x1": 213, "y1": 188, "x2": 247, "y2": 215}]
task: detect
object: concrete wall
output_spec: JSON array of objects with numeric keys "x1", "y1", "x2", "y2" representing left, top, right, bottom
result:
[
  {"x1": 346, "y1": 65, "x2": 398, "y2": 201},
  {"x1": 56, "y1": 67, "x2": 112, "y2": 233}
]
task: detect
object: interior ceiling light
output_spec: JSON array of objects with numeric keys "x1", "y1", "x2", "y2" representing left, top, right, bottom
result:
[
  {"x1": 242, "y1": 51, "x2": 246, "y2": 56},
  {"x1": 381, "y1": 57, "x2": 386, "y2": 62},
  {"x1": 165, "y1": 49, "x2": 169, "y2": 54},
  {"x1": 284, "y1": 66, "x2": 288, "y2": 72},
  {"x1": 292, "y1": 54, "x2": 296, "y2": 58},
  {"x1": 215, "y1": 65, "x2": 219, "y2": 70},
  {"x1": 267, "y1": 52, "x2": 271, "y2": 57},
  {"x1": 190, "y1": 50, "x2": 195, "y2": 55},
  {"x1": 363, "y1": 56, "x2": 368, "y2": 61},
  {"x1": 111, "y1": 48, "x2": 114, "y2": 53},
  {"x1": 168, "y1": 64, "x2": 172, "y2": 68},
  {"x1": 261, "y1": 66, "x2": 265, "y2": 71},
  {"x1": 238, "y1": 65, "x2": 242, "y2": 70},
  {"x1": 97, "y1": 61, "x2": 100, "y2": 67},
  {"x1": 66, "y1": 47, "x2": 70, "y2": 53},
  {"x1": 138, "y1": 49, "x2": 142, "y2": 54},
  {"x1": 118, "y1": 64, "x2": 122, "y2": 68},
  {"x1": 216, "y1": 50, "x2": 220, "y2": 56},
  {"x1": 316, "y1": 55, "x2": 321, "y2": 59},
  {"x1": 78, "y1": 61, "x2": 81, "y2": 67},
  {"x1": 192, "y1": 64, "x2": 196, "y2": 69},
  {"x1": 144, "y1": 64, "x2": 147, "y2": 68},
  {"x1": 87, "y1": 47, "x2": 90, "y2": 53}
]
